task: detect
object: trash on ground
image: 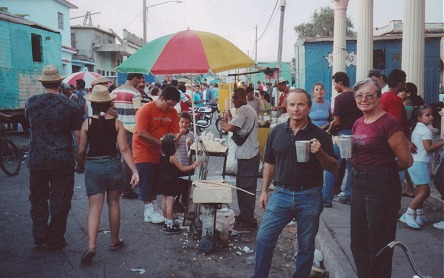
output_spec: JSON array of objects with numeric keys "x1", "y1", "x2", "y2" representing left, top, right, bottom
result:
[
  {"x1": 130, "y1": 268, "x2": 146, "y2": 274},
  {"x1": 245, "y1": 255, "x2": 256, "y2": 265}
]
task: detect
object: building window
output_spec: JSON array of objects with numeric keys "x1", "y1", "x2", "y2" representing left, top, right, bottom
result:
[
  {"x1": 31, "y1": 34, "x2": 42, "y2": 62},
  {"x1": 58, "y1": 12, "x2": 64, "y2": 30},
  {"x1": 373, "y1": 49, "x2": 386, "y2": 70},
  {"x1": 71, "y1": 33, "x2": 76, "y2": 48}
]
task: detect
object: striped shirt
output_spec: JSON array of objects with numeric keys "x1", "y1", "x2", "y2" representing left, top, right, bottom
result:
[
  {"x1": 112, "y1": 84, "x2": 141, "y2": 132},
  {"x1": 176, "y1": 131, "x2": 194, "y2": 166}
]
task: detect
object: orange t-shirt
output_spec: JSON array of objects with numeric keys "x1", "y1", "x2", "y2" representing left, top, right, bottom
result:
[{"x1": 132, "y1": 102, "x2": 179, "y2": 164}]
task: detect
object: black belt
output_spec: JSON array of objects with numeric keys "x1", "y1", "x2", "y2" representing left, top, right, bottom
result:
[
  {"x1": 351, "y1": 163, "x2": 395, "y2": 171},
  {"x1": 87, "y1": 155, "x2": 119, "y2": 161},
  {"x1": 276, "y1": 184, "x2": 313, "y2": 192}
]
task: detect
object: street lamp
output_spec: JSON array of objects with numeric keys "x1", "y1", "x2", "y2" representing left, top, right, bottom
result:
[{"x1": 143, "y1": 0, "x2": 183, "y2": 44}]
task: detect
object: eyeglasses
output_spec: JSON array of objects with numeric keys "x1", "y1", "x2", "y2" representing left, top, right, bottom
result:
[{"x1": 355, "y1": 94, "x2": 376, "y2": 101}]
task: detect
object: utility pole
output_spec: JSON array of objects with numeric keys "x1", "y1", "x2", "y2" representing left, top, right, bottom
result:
[
  {"x1": 142, "y1": 1, "x2": 183, "y2": 45},
  {"x1": 277, "y1": 0, "x2": 286, "y2": 74},
  {"x1": 143, "y1": 0, "x2": 147, "y2": 44},
  {"x1": 255, "y1": 25, "x2": 258, "y2": 64}
]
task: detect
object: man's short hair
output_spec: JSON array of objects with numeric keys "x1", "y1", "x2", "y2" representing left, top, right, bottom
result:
[
  {"x1": 161, "y1": 83, "x2": 171, "y2": 91},
  {"x1": 171, "y1": 79, "x2": 179, "y2": 87},
  {"x1": 233, "y1": 88, "x2": 247, "y2": 98},
  {"x1": 332, "y1": 72, "x2": 350, "y2": 87},
  {"x1": 127, "y1": 73, "x2": 144, "y2": 80},
  {"x1": 160, "y1": 86, "x2": 180, "y2": 102},
  {"x1": 286, "y1": 88, "x2": 312, "y2": 108},
  {"x1": 76, "y1": 79, "x2": 85, "y2": 89},
  {"x1": 179, "y1": 111, "x2": 192, "y2": 122},
  {"x1": 42, "y1": 81, "x2": 62, "y2": 89},
  {"x1": 178, "y1": 84, "x2": 186, "y2": 93},
  {"x1": 387, "y1": 69, "x2": 406, "y2": 88},
  {"x1": 367, "y1": 69, "x2": 382, "y2": 78},
  {"x1": 246, "y1": 86, "x2": 254, "y2": 93}
]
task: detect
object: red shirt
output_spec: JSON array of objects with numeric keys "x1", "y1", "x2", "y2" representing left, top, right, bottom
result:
[
  {"x1": 132, "y1": 102, "x2": 179, "y2": 164},
  {"x1": 180, "y1": 94, "x2": 191, "y2": 112},
  {"x1": 380, "y1": 91, "x2": 410, "y2": 135},
  {"x1": 352, "y1": 113, "x2": 402, "y2": 166}
]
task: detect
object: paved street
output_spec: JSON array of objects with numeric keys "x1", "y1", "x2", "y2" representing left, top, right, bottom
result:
[
  {"x1": 0, "y1": 132, "x2": 443, "y2": 277},
  {"x1": 0, "y1": 133, "x2": 295, "y2": 278}
]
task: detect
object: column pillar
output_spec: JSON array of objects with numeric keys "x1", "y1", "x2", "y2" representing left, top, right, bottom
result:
[
  {"x1": 332, "y1": 0, "x2": 349, "y2": 74},
  {"x1": 402, "y1": 0, "x2": 425, "y2": 98},
  {"x1": 356, "y1": 0, "x2": 373, "y2": 80},
  {"x1": 331, "y1": 0, "x2": 349, "y2": 101}
]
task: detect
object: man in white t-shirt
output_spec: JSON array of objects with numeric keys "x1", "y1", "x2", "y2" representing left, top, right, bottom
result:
[{"x1": 368, "y1": 69, "x2": 389, "y2": 93}]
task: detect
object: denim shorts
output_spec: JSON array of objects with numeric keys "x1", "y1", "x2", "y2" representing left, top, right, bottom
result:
[
  {"x1": 407, "y1": 161, "x2": 430, "y2": 186},
  {"x1": 85, "y1": 156, "x2": 125, "y2": 197}
]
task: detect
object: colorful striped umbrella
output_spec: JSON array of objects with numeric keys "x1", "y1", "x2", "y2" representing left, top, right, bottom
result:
[
  {"x1": 63, "y1": 71, "x2": 102, "y2": 89},
  {"x1": 118, "y1": 30, "x2": 254, "y2": 74}
]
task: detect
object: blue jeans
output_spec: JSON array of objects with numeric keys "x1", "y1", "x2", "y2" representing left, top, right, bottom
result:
[
  {"x1": 254, "y1": 186, "x2": 323, "y2": 278},
  {"x1": 85, "y1": 156, "x2": 125, "y2": 197},
  {"x1": 323, "y1": 129, "x2": 352, "y2": 203},
  {"x1": 136, "y1": 162, "x2": 160, "y2": 202}
]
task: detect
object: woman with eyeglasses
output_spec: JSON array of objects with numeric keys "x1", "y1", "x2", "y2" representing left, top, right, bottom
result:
[{"x1": 349, "y1": 78, "x2": 413, "y2": 278}]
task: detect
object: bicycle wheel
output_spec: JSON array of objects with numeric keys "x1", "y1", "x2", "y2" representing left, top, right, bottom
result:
[{"x1": 0, "y1": 138, "x2": 21, "y2": 176}]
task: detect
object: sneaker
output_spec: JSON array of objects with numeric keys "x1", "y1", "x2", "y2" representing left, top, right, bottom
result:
[
  {"x1": 144, "y1": 207, "x2": 164, "y2": 223},
  {"x1": 399, "y1": 213, "x2": 420, "y2": 229},
  {"x1": 416, "y1": 214, "x2": 425, "y2": 226},
  {"x1": 433, "y1": 221, "x2": 444, "y2": 230},
  {"x1": 323, "y1": 201, "x2": 332, "y2": 208},
  {"x1": 165, "y1": 224, "x2": 181, "y2": 235},
  {"x1": 233, "y1": 221, "x2": 258, "y2": 233},
  {"x1": 338, "y1": 196, "x2": 351, "y2": 205},
  {"x1": 337, "y1": 192, "x2": 346, "y2": 197}
]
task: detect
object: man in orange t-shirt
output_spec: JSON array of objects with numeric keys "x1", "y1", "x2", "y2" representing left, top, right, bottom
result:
[{"x1": 132, "y1": 87, "x2": 180, "y2": 223}]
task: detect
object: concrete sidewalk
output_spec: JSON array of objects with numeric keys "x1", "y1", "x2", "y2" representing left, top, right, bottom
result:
[{"x1": 316, "y1": 190, "x2": 444, "y2": 278}]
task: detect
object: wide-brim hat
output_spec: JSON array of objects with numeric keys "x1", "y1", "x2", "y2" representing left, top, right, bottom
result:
[
  {"x1": 96, "y1": 76, "x2": 111, "y2": 84},
  {"x1": 84, "y1": 85, "x2": 117, "y2": 103},
  {"x1": 34, "y1": 65, "x2": 66, "y2": 83}
]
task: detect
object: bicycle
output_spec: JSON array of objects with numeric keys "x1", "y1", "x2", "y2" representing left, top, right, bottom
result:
[{"x1": 0, "y1": 126, "x2": 23, "y2": 176}]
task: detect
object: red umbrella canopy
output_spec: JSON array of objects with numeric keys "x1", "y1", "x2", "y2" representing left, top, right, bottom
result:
[
  {"x1": 118, "y1": 30, "x2": 254, "y2": 74},
  {"x1": 63, "y1": 72, "x2": 102, "y2": 89}
]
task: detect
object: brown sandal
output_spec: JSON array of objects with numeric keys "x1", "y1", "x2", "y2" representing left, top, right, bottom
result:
[
  {"x1": 109, "y1": 239, "x2": 124, "y2": 251},
  {"x1": 81, "y1": 248, "x2": 96, "y2": 265}
]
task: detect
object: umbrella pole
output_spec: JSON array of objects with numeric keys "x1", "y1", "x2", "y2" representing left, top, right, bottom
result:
[{"x1": 190, "y1": 75, "x2": 200, "y2": 164}]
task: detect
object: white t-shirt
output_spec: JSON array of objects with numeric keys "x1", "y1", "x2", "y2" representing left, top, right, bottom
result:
[{"x1": 411, "y1": 122, "x2": 433, "y2": 162}]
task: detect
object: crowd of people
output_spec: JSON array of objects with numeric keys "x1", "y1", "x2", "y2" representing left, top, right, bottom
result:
[{"x1": 24, "y1": 64, "x2": 443, "y2": 276}]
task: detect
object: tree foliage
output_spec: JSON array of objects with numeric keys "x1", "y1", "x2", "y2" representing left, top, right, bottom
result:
[{"x1": 294, "y1": 7, "x2": 356, "y2": 38}]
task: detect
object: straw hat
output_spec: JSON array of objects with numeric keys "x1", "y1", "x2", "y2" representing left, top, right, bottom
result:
[
  {"x1": 96, "y1": 76, "x2": 111, "y2": 84},
  {"x1": 34, "y1": 65, "x2": 66, "y2": 83},
  {"x1": 84, "y1": 85, "x2": 117, "y2": 103}
]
